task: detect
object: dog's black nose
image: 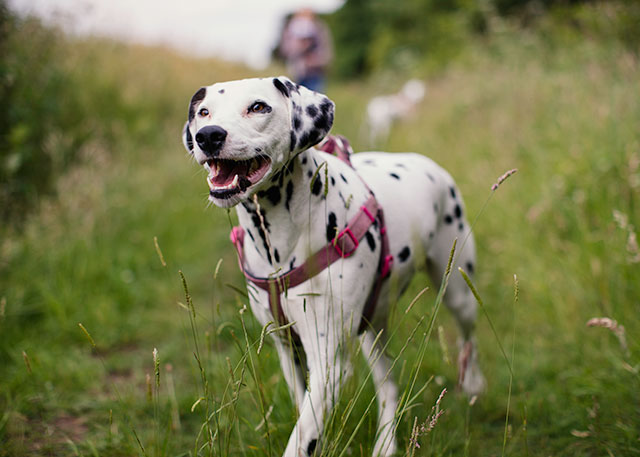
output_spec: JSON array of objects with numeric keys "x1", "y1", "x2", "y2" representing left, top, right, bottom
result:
[{"x1": 195, "y1": 125, "x2": 228, "y2": 156}]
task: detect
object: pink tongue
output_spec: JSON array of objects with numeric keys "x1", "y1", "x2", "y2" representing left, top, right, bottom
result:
[{"x1": 213, "y1": 161, "x2": 247, "y2": 186}]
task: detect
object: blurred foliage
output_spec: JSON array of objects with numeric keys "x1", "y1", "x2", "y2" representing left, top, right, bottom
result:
[
  {"x1": 325, "y1": 0, "x2": 376, "y2": 78},
  {"x1": 0, "y1": 3, "x2": 169, "y2": 226},
  {"x1": 1, "y1": 8, "x2": 87, "y2": 223},
  {"x1": 327, "y1": 0, "x2": 640, "y2": 79}
]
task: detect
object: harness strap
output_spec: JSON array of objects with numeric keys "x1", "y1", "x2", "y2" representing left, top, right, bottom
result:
[
  {"x1": 317, "y1": 135, "x2": 353, "y2": 166},
  {"x1": 229, "y1": 135, "x2": 393, "y2": 343}
]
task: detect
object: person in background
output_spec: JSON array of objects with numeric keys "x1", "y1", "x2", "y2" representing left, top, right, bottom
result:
[{"x1": 279, "y1": 8, "x2": 332, "y2": 93}]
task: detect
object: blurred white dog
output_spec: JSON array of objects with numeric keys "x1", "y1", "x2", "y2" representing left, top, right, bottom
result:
[{"x1": 366, "y1": 79, "x2": 427, "y2": 145}]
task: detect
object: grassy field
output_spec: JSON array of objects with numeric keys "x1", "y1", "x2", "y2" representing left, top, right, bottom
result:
[{"x1": 1, "y1": 16, "x2": 639, "y2": 457}]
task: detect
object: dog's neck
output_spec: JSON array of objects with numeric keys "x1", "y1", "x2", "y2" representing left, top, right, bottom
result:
[{"x1": 235, "y1": 147, "x2": 331, "y2": 273}]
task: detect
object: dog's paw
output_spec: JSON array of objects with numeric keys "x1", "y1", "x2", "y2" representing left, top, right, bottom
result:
[{"x1": 457, "y1": 339, "x2": 486, "y2": 397}]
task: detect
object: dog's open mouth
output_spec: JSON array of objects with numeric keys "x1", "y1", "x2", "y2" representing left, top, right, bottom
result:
[{"x1": 204, "y1": 156, "x2": 271, "y2": 199}]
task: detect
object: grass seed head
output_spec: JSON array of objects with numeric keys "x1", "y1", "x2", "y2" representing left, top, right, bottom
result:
[
  {"x1": 491, "y1": 168, "x2": 518, "y2": 191},
  {"x1": 78, "y1": 323, "x2": 96, "y2": 348},
  {"x1": 153, "y1": 236, "x2": 166, "y2": 267},
  {"x1": 153, "y1": 347, "x2": 160, "y2": 388},
  {"x1": 586, "y1": 317, "x2": 628, "y2": 354}
]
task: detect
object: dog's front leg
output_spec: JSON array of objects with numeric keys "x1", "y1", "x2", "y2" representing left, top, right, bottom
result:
[
  {"x1": 282, "y1": 330, "x2": 347, "y2": 457},
  {"x1": 273, "y1": 337, "x2": 306, "y2": 412}
]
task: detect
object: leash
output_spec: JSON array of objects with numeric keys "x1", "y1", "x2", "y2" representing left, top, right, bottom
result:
[{"x1": 230, "y1": 135, "x2": 393, "y2": 344}]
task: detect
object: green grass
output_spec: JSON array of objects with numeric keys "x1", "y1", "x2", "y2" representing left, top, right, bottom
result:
[{"x1": 1, "y1": 15, "x2": 640, "y2": 457}]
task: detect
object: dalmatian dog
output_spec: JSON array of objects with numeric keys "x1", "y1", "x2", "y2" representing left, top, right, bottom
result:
[
  {"x1": 182, "y1": 76, "x2": 484, "y2": 457},
  {"x1": 366, "y1": 79, "x2": 426, "y2": 146}
]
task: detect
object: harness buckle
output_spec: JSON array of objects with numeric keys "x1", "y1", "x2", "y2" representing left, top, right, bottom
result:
[{"x1": 334, "y1": 228, "x2": 359, "y2": 258}]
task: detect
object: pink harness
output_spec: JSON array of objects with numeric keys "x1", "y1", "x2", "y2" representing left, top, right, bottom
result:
[{"x1": 230, "y1": 136, "x2": 393, "y2": 343}]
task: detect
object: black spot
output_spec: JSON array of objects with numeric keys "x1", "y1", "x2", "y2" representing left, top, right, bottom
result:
[
  {"x1": 273, "y1": 78, "x2": 290, "y2": 98},
  {"x1": 365, "y1": 231, "x2": 376, "y2": 251},
  {"x1": 314, "y1": 111, "x2": 331, "y2": 132},
  {"x1": 444, "y1": 214, "x2": 453, "y2": 224},
  {"x1": 326, "y1": 212, "x2": 338, "y2": 242},
  {"x1": 429, "y1": 231, "x2": 435, "y2": 239},
  {"x1": 250, "y1": 210, "x2": 270, "y2": 231},
  {"x1": 399, "y1": 246, "x2": 411, "y2": 262},
  {"x1": 218, "y1": 89, "x2": 225, "y2": 94},
  {"x1": 466, "y1": 262, "x2": 475, "y2": 274},
  {"x1": 307, "y1": 170, "x2": 313, "y2": 178},
  {"x1": 450, "y1": 187, "x2": 457, "y2": 199},
  {"x1": 188, "y1": 87, "x2": 207, "y2": 121},
  {"x1": 433, "y1": 203, "x2": 439, "y2": 213},
  {"x1": 302, "y1": 156, "x2": 308, "y2": 165},
  {"x1": 274, "y1": 249, "x2": 280, "y2": 263},
  {"x1": 459, "y1": 222, "x2": 464, "y2": 231},
  {"x1": 298, "y1": 131, "x2": 310, "y2": 149},
  {"x1": 427, "y1": 173, "x2": 435, "y2": 182},
  {"x1": 284, "y1": 159, "x2": 295, "y2": 175},
  {"x1": 306, "y1": 105, "x2": 318, "y2": 118},
  {"x1": 270, "y1": 167, "x2": 286, "y2": 187},
  {"x1": 454, "y1": 204, "x2": 462, "y2": 218},
  {"x1": 320, "y1": 99, "x2": 332, "y2": 113},
  {"x1": 340, "y1": 174, "x2": 348, "y2": 183},
  {"x1": 257, "y1": 186, "x2": 281, "y2": 206},
  {"x1": 390, "y1": 173, "x2": 400, "y2": 180},
  {"x1": 293, "y1": 115, "x2": 302, "y2": 131},
  {"x1": 359, "y1": 263, "x2": 364, "y2": 268},
  {"x1": 330, "y1": 176, "x2": 335, "y2": 186},
  {"x1": 364, "y1": 160, "x2": 375, "y2": 165},
  {"x1": 290, "y1": 131, "x2": 297, "y2": 152},
  {"x1": 255, "y1": 147, "x2": 262, "y2": 153},
  {"x1": 285, "y1": 180, "x2": 294, "y2": 211},
  {"x1": 307, "y1": 439, "x2": 317, "y2": 456},
  {"x1": 290, "y1": 257, "x2": 297, "y2": 271},
  {"x1": 247, "y1": 229, "x2": 255, "y2": 242},
  {"x1": 311, "y1": 174, "x2": 322, "y2": 196},
  {"x1": 306, "y1": 129, "x2": 321, "y2": 148},
  {"x1": 395, "y1": 163, "x2": 407, "y2": 169},
  {"x1": 250, "y1": 210, "x2": 272, "y2": 264},
  {"x1": 238, "y1": 177, "x2": 251, "y2": 191}
]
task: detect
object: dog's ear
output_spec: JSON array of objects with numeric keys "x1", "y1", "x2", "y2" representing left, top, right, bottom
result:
[
  {"x1": 182, "y1": 121, "x2": 193, "y2": 153},
  {"x1": 183, "y1": 87, "x2": 208, "y2": 153},
  {"x1": 272, "y1": 76, "x2": 335, "y2": 154}
]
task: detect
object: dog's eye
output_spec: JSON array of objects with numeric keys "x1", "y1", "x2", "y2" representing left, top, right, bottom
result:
[
  {"x1": 198, "y1": 107, "x2": 209, "y2": 117},
  {"x1": 248, "y1": 101, "x2": 270, "y2": 114}
]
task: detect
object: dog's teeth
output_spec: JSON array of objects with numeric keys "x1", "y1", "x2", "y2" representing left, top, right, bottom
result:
[
  {"x1": 211, "y1": 162, "x2": 219, "y2": 177},
  {"x1": 231, "y1": 174, "x2": 239, "y2": 188},
  {"x1": 207, "y1": 176, "x2": 215, "y2": 190},
  {"x1": 203, "y1": 162, "x2": 212, "y2": 174}
]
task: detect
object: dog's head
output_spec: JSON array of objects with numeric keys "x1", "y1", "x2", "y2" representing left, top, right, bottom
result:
[{"x1": 182, "y1": 76, "x2": 335, "y2": 208}]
